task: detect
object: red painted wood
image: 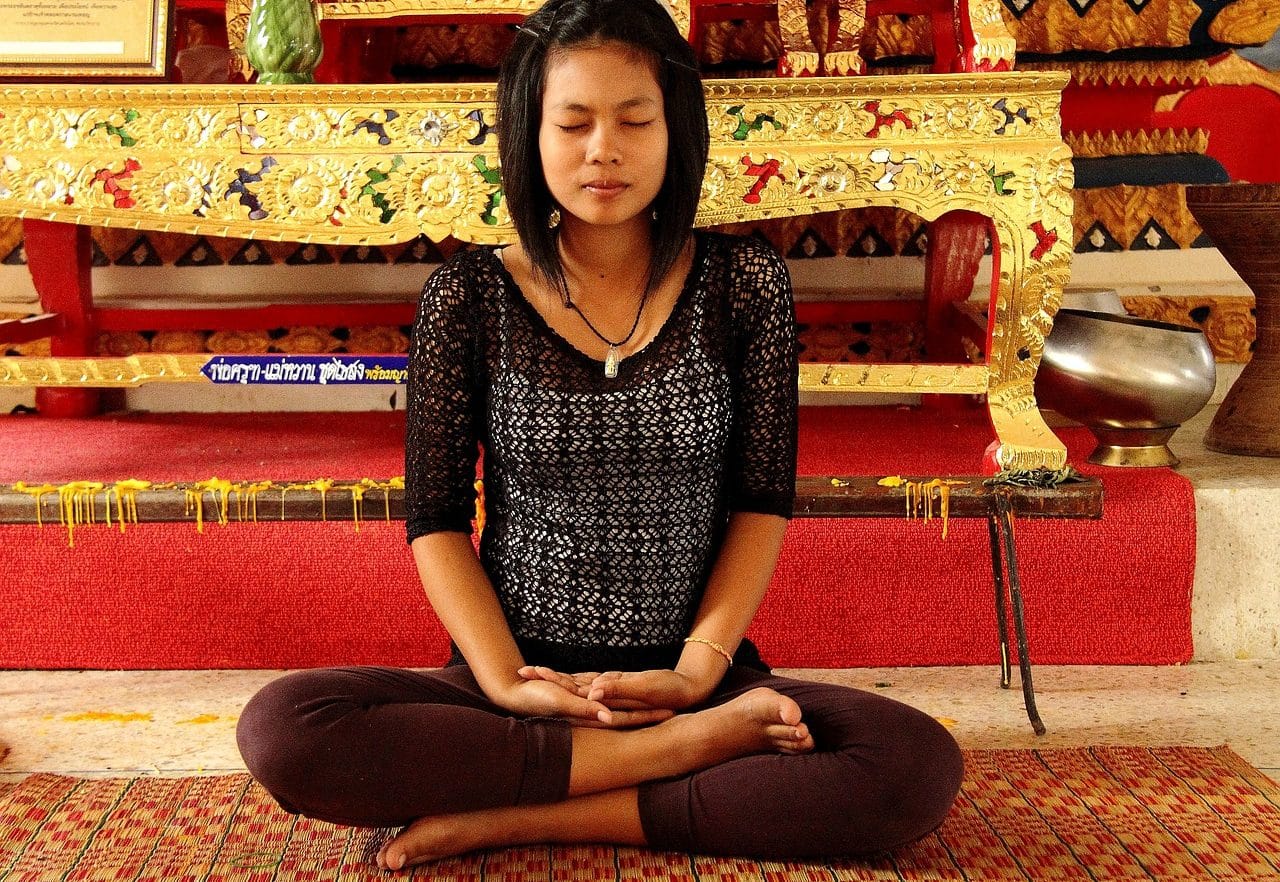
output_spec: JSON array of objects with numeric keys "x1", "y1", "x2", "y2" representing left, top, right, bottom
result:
[
  {"x1": 0, "y1": 313, "x2": 62, "y2": 346},
  {"x1": 924, "y1": 210, "x2": 988, "y2": 363},
  {"x1": 314, "y1": 20, "x2": 360, "y2": 84},
  {"x1": 96, "y1": 303, "x2": 415, "y2": 332},
  {"x1": 1157, "y1": 84, "x2": 1280, "y2": 185},
  {"x1": 1061, "y1": 84, "x2": 1188, "y2": 135},
  {"x1": 1061, "y1": 59, "x2": 1280, "y2": 185},
  {"x1": 294, "y1": 0, "x2": 975, "y2": 82},
  {"x1": 22, "y1": 220, "x2": 100, "y2": 417},
  {"x1": 794, "y1": 300, "x2": 922, "y2": 324},
  {"x1": 921, "y1": 211, "x2": 990, "y2": 411},
  {"x1": 868, "y1": 0, "x2": 941, "y2": 15}
]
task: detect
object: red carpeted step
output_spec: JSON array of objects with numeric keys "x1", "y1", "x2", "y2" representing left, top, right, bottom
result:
[{"x1": 0, "y1": 407, "x2": 1194, "y2": 668}]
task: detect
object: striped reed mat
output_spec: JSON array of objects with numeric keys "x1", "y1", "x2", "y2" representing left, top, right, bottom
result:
[{"x1": 2, "y1": 747, "x2": 1277, "y2": 880}]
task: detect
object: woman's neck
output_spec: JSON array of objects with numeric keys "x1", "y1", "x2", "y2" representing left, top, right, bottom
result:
[{"x1": 557, "y1": 215, "x2": 653, "y2": 289}]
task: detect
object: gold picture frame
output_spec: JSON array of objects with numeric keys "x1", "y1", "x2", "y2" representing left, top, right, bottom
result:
[{"x1": 0, "y1": 0, "x2": 172, "y2": 80}]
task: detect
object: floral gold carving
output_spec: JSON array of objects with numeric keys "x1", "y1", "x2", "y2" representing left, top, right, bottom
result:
[
  {"x1": 97, "y1": 332, "x2": 150, "y2": 357},
  {"x1": 0, "y1": 73, "x2": 1073, "y2": 468},
  {"x1": 0, "y1": 355, "x2": 211, "y2": 386},
  {"x1": 151, "y1": 331, "x2": 210, "y2": 353},
  {"x1": 967, "y1": 0, "x2": 1016, "y2": 71},
  {"x1": 798, "y1": 363, "x2": 988, "y2": 393},
  {"x1": 207, "y1": 330, "x2": 273, "y2": 354}
]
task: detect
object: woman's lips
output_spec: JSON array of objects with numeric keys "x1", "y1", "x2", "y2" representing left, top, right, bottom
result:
[{"x1": 583, "y1": 182, "x2": 627, "y2": 197}]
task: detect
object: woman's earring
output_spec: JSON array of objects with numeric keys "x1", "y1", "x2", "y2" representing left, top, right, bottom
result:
[
  {"x1": 651, "y1": 208, "x2": 659, "y2": 221},
  {"x1": 548, "y1": 207, "x2": 561, "y2": 229}
]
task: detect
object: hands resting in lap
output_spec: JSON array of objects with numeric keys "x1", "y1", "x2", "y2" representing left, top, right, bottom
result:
[{"x1": 500, "y1": 666, "x2": 716, "y2": 729}]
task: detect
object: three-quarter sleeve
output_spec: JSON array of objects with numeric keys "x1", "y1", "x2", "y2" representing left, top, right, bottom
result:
[
  {"x1": 405, "y1": 254, "x2": 483, "y2": 544},
  {"x1": 727, "y1": 239, "x2": 799, "y2": 519}
]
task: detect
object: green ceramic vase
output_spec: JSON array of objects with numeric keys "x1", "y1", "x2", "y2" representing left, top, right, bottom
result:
[{"x1": 245, "y1": 0, "x2": 323, "y2": 85}]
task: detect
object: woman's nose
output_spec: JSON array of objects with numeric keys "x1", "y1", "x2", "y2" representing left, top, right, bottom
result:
[{"x1": 585, "y1": 125, "x2": 622, "y2": 164}]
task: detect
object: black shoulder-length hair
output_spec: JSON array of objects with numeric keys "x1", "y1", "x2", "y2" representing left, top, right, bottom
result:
[{"x1": 496, "y1": 0, "x2": 708, "y2": 302}]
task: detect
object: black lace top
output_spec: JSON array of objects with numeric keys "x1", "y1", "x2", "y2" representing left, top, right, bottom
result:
[{"x1": 405, "y1": 231, "x2": 797, "y2": 667}]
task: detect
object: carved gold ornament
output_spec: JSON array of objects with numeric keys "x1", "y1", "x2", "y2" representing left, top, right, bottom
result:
[
  {"x1": 1065, "y1": 129, "x2": 1209, "y2": 159},
  {"x1": 0, "y1": 73, "x2": 1073, "y2": 469}
]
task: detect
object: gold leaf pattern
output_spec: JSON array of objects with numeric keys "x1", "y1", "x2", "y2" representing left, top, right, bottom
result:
[
  {"x1": 1123, "y1": 295, "x2": 1256, "y2": 363},
  {"x1": 152, "y1": 331, "x2": 209, "y2": 353},
  {"x1": 1066, "y1": 129, "x2": 1209, "y2": 159},
  {"x1": 1072, "y1": 184, "x2": 1202, "y2": 250},
  {"x1": 273, "y1": 326, "x2": 341, "y2": 354},
  {"x1": 1208, "y1": 0, "x2": 1280, "y2": 45},
  {"x1": 208, "y1": 330, "x2": 272, "y2": 354}
]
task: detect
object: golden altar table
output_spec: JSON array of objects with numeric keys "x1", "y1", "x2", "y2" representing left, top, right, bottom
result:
[{"x1": 0, "y1": 72, "x2": 1073, "y2": 470}]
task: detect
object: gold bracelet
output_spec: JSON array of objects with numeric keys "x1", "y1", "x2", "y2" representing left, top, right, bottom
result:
[{"x1": 684, "y1": 636, "x2": 733, "y2": 667}]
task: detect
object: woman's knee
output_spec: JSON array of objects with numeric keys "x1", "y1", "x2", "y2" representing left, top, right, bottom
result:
[
  {"x1": 845, "y1": 705, "x2": 964, "y2": 852},
  {"x1": 236, "y1": 669, "x2": 347, "y2": 807}
]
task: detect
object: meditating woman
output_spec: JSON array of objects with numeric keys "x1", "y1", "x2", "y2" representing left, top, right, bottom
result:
[{"x1": 236, "y1": 0, "x2": 963, "y2": 870}]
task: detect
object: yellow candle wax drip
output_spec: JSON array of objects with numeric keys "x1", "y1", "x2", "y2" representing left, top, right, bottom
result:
[
  {"x1": 57, "y1": 481, "x2": 105, "y2": 547},
  {"x1": 337, "y1": 478, "x2": 403, "y2": 530},
  {"x1": 16, "y1": 475, "x2": 409, "y2": 539},
  {"x1": 183, "y1": 488, "x2": 205, "y2": 533},
  {"x1": 349, "y1": 481, "x2": 368, "y2": 532},
  {"x1": 236, "y1": 481, "x2": 273, "y2": 523},
  {"x1": 110, "y1": 480, "x2": 152, "y2": 533},
  {"x1": 281, "y1": 478, "x2": 334, "y2": 521},
  {"x1": 879, "y1": 476, "x2": 969, "y2": 539},
  {"x1": 185, "y1": 478, "x2": 234, "y2": 532},
  {"x1": 386, "y1": 477, "x2": 404, "y2": 522},
  {"x1": 12, "y1": 482, "x2": 58, "y2": 527}
]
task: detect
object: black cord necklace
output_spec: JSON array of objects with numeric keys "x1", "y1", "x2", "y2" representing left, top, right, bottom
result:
[{"x1": 563, "y1": 270, "x2": 650, "y2": 379}]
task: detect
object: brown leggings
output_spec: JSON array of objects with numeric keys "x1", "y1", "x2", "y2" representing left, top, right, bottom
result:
[{"x1": 236, "y1": 664, "x2": 963, "y2": 860}]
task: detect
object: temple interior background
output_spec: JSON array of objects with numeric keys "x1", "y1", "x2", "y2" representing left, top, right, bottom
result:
[{"x1": 2, "y1": 0, "x2": 1280, "y2": 792}]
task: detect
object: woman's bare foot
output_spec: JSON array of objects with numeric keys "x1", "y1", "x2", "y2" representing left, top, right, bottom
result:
[
  {"x1": 377, "y1": 811, "x2": 490, "y2": 871},
  {"x1": 676, "y1": 687, "x2": 815, "y2": 764}
]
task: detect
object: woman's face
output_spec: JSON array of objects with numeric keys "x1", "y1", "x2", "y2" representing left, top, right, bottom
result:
[{"x1": 538, "y1": 41, "x2": 669, "y2": 232}]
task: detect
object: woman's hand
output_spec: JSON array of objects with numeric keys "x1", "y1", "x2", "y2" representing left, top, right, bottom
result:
[
  {"x1": 586, "y1": 669, "x2": 714, "y2": 711},
  {"x1": 520, "y1": 666, "x2": 715, "y2": 713},
  {"x1": 498, "y1": 672, "x2": 674, "y2": 728}
]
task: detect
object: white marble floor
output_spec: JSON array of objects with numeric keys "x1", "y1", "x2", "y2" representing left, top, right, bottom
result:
[{"x1": 1, "y1": 662, "x2": 1276, "y2": 784}]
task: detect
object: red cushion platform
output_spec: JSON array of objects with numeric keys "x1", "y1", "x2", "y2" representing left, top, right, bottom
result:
[{"x1": 0, "y1": 407, "x2": 1194, "y2": 669}]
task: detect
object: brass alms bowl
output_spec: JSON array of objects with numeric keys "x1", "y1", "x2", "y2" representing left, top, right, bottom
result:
[{"x1": 1036, "y1": 309, "x2": 1217, "y2": 467}]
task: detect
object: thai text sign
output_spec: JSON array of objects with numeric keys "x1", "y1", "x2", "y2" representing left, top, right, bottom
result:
[{"x1": 201, "y1": 356, "x2": 410, "y2": 385}]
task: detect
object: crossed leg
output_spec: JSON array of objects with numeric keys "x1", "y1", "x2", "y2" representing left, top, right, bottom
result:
[
  {"x1": 377, "y1": 685, "x2": 815, "y2": 869},
  {"x1": 237, "y1": 665, "x2": 962, "y2": 871}
]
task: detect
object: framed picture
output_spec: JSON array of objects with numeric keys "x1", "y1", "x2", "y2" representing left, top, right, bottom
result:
[{"x1": 0, "y1": 0, "x2": 172, "y2": 79}]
